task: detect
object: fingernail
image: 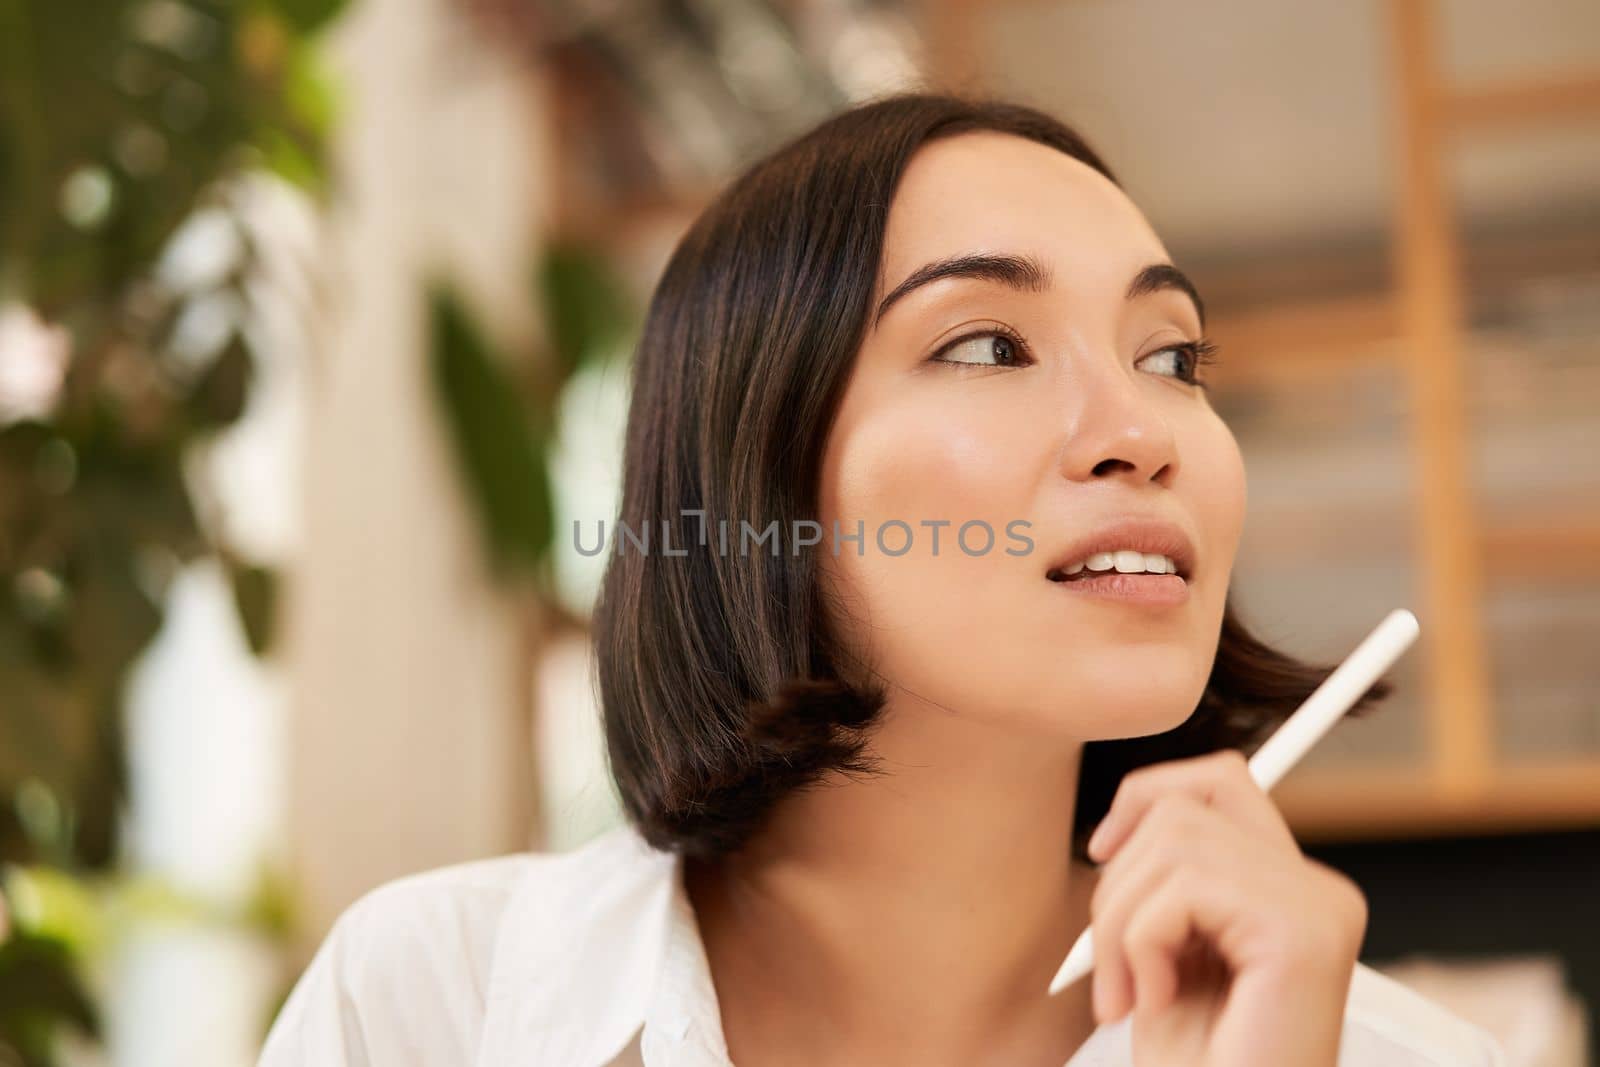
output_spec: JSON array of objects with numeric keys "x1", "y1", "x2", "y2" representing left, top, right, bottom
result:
[{"x1": 1086, "y1": 821, "x2": 1107, "y2": 859}]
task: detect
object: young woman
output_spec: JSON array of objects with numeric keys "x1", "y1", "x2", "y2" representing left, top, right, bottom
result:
[{"x1": 258, "y1": 92, "x2": 1506, "y2": 1066}]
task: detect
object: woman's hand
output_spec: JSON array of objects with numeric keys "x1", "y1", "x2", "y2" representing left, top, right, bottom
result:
[{"x1": 1083, "y1": 748, "x2": 1367, "y2": 1067}]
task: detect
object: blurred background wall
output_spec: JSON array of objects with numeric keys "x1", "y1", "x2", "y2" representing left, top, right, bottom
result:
[{"x1": 0, "y1": 0, "x2": 1596, "y2": 1064}]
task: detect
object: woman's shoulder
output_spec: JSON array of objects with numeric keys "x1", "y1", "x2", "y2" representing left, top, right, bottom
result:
[
  {"x1": 256, "y1": 825, "x2": 656, "y2": 1067},
  {"x1": 1340, "y1": 960, "x2": 1508, "y2": 1066},
  {"x1": 307, "y1": 849, "x2": 545, "y2": 977}
]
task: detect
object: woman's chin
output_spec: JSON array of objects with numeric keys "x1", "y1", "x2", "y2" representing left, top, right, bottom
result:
[{"x1": 1029, "y1": 685, "x2": 1206, "y2": 743}]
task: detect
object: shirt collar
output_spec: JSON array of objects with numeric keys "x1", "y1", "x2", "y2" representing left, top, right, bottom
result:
[
  {"x1": 475, "y1": 822, "x2": 734, "y2": 1067},
  {"x1": 476, "y1": 822, "x2": 1129, "y2": 1067}
]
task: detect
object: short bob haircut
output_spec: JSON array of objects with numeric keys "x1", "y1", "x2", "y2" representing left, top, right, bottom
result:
[{"x1": 592, "y1": 90, "x2": 1389, "y2": 863}]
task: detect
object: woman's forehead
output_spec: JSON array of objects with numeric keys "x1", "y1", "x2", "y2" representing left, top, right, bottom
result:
[{"x1": 878, "y1": 132, "x2": 1168, "y2": 296}]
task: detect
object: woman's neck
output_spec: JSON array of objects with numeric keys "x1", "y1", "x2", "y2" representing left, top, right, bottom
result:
[{"x1": 685, "y1": 696, "x2": 1101, "y2": 1066}]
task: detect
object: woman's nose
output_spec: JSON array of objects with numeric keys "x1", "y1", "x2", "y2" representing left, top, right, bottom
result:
[{"x1": 1053, "y1": 359, "x2": 1179, "y2": 486}]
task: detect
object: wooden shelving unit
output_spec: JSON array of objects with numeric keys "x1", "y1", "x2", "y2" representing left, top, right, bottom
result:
[
  {"x1": 1271, "y1": 0, "x2": 1600, "y2": 842},
  {"x1": 1277, "y1": 759, "x2": 1600, "y2": 843},
  {"x1": 912, "y1": 0, "x2": 1600, "y2": 842}
]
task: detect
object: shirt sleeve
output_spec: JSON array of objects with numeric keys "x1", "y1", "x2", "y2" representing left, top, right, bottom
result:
[
  {"x1": 255, "y1": 875, "x2": 496, "y2": 1067},
  {"x1": 256, "y1": 906, "x2": 376, "y2": 1067},
  {"x1": 1340, "y1": 963, "x2": 1512, "y2": 1067}
]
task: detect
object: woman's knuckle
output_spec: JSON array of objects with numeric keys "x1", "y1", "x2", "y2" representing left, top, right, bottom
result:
[
  {"x1": 1212, "y1": 747, "x2": 1248, "y2": 771},
  {"x1": 1148, "y1": 790, "x2": 1202, "y2": 831},
  {"x1": 1122, "y1": 886, "x2": 1172, "y2": 958},
  {"x1": 1298, "y1": 864, "x2": 1368, "y2": 956},
  {"x1": 1117, "y1": 765, "x2": 1158, "y2": 797},
  {"x1": 1122, "y1": 915, "x2": 1152, "y2": 959},
  {"x1": 1090, "y1": 876, "x2": 1116, "y2": 919},
  {"x1": 1331, "y1": 870, "x2": 1369, "y2": 930}
]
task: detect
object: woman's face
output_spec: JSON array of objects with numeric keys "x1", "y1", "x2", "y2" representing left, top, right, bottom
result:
[{"x1": 816, "y1": 130, "x2": 1247, "y2": 743}]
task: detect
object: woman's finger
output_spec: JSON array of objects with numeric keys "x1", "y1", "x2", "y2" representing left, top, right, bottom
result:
[
  {"x1": 1086, "y1": 747, "x2": 1294, "y2": 863},
  {"x1": 1121, "y1": 870, "x2": 1194, "y2": 1019},
  {"x1": 1120, "y1": 844, "x2": 1366, "y2": 1010},
  {"x1": 1089, "y1": 792, "x2": 1217, "y2": 1022}
]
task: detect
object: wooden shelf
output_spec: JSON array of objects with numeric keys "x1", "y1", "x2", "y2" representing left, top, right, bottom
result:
[
  {"x1": 1280, "y1": 760, "x2": 1600, "y2": 843},
  {"x1": 1445, "y1": 72, "x2": 1600, "y2": 132},
  {"x1": 1481, "y1": 516, "x2": 1600, "y2": 580},
  {"x1": 1198, "y1": 217, "x2": 1600, "y2": 390},
  {"x1": 1207, "y1": 293, "x2": 1399, "y2": 385}
]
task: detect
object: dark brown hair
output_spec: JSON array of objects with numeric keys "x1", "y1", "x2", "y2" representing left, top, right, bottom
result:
[{"x1": 591, "y1": 90, "x2": 1389, "y2": 863}]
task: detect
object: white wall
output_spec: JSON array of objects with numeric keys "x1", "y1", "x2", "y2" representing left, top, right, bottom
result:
[{"x1": 282, "y1": 0, "x2": 554, "y2": 946}]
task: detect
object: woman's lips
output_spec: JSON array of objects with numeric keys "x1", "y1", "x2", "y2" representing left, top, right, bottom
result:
[{"x1": 1046, "y1": 570, "x2": 1189, "y2": 607}]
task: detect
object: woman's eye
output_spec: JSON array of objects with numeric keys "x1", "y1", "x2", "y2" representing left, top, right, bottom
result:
[
  {"x1": 1140, "y1": 346, "x2": 1190, "y2": 378},
  {"x1": 932, "y1": 330, "x2": 1028, "y2": 368},
  {"x1": 1138, "y1": 338, "x2": 1219, "y2": 388}
]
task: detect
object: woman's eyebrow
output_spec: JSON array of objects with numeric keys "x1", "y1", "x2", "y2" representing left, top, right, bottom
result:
[
  {"x1": 874, "y1": 254, "x2": 1206, "y2": 331},
  {"x1": 873, "y1": 251, "x2": 1051, "y2": 328},
  {"x1": 1126, "y1": 262, "x2": 1207, "y2": 330}
]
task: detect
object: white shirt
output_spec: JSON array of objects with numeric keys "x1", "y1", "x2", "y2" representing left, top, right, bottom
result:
[{"x1": 257, "y1": 821, "x2": 1508, "y2": 1066}]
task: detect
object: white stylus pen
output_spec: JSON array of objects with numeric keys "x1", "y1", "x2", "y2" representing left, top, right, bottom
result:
[{"x1": 1046, "y1": 607, "x2": 1421, "y2": 997}]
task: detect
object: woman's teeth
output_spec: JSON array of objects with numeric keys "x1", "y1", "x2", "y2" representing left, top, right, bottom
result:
[{"x1": 1050, "y1": 550, "x2": 1179, "y2": 581}]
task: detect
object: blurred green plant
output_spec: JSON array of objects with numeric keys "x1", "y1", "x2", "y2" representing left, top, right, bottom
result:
[
  {"x1": 0, "y1": 932, "x2": 98, "y2": 1067},
  {"x1": 0, "y1": 858, "x2": 293, "y2": 1066},
  {"x1": 0, "y1": 0, "x2": 345, "y2": 1061},
  {"x1": 429, "y1": 286, "x2": 558, "y2": 584},
  {"x1": 427, "y1": 236, "x2": 639, "y2": 612}
]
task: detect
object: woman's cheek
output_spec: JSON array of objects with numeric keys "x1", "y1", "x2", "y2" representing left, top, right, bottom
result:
[
  {"x1": 819, "y1": 407, "x2": 1031, "y2": 660},
  {"x1": 1192, "y1": 419, "x2": 1248, "y2": 600},
  {"x1": 835, "y1": 402, "x2": 1020, "y2": 523}
]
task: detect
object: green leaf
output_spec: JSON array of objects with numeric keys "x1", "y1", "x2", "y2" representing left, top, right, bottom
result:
[
  {"x1": 253, "y1": 122, "x2": 324, "y2": 194},
  {"x1": 257, "y1": 0, "x2": 350, "y2": 37},
  {"x1": 283, "y1": 37, "x2": 340, "y2": 139},
  {"x1": 538, "y1": 240, "x2": 637, "y2": 379},
  {"x1": 223, "y1": 555, "x2": 277, "y2": 656},
  {"x1": 427, "y1": 284, "x2": 554, "y2": 580},
  {"x1": 3, "y1": 865, "x2": 103, "y2": 955},
  {"x1": 0, "y1": 931, "x2": 101, "y2": 1058}
]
